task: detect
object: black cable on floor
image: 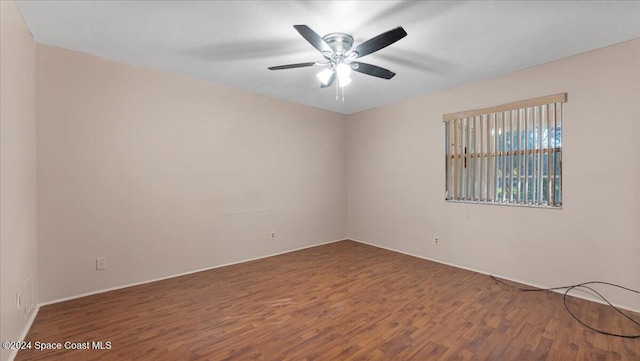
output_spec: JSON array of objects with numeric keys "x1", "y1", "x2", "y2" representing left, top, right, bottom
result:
[{"x1": 490, "y1": 275, "x2": 640, "y2": 338}]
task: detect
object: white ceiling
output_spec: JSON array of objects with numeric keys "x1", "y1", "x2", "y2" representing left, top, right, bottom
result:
[{"x1": 15, "y1": 1, "x2": 640, "y2": 114}]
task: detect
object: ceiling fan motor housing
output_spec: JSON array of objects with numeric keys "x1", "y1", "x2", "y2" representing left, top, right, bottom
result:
[{"x1": 322, "y1": 33, "x2": 354, "y2": 55}]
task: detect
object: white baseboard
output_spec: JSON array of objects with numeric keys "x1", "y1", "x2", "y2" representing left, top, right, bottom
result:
[
  {"x1": 348, "y1": 238, "x2": 640, "y2": 313},
  {"x1": 7, "y1": 305, "x2": 40, "y2": 361},
  {"x1": 40, "y1": 238, "x2": 347, "y2": 307}
]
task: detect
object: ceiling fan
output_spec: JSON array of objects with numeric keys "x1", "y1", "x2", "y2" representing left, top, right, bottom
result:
[{"x1": 268, "y1": 25, "x2": 407, "y2": 89}]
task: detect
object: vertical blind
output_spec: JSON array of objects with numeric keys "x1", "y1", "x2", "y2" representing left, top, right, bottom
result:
[{"x1": 444, "y1": 93, "x2": 566, "y2": 208}]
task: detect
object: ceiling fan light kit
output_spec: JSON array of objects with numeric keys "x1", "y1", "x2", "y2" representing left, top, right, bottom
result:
[
  {"x1": 316, "y1": 68, "x2": 334, "y2": 85},
  {"x1": 269, "y1": 24, "x2": 407, "y2": 101}
]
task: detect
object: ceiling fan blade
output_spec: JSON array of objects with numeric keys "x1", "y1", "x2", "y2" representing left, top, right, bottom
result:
[
  {"x1": 351, "y1": 62, "x2": 396, "y2": 79},
  {"x1": 268, "y1": 62, "x2": 317, "y2": 70},
  {"x1": 320, "y1": 72, "x2": 337, "y2": 88},
  {"x1": 350, "y1": 27, "x2": 407, "y2": 58},
  {"x1": 293, "y1": 25, "x2": 333, "y2": 54}
]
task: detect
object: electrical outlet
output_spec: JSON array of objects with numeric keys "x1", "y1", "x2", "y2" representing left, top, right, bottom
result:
[
  {"x1": 270, "y1": 231, "x2": 276, "y2": 240},
  {"x1": 96, "y1": 257, "x2": 107, "y2": 271},
  {"x1": 434, "y1": 236, "x2": 440, "y2": 245}
]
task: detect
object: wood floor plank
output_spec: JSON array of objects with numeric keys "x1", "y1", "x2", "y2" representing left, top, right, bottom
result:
[{"x1": 16, "y1": 240, "x2": 640, "y2": 360}]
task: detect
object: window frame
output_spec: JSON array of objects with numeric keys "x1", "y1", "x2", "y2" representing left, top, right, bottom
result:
[{"x1": 443, "y1": 93, "x2": 566, "y2": 209}]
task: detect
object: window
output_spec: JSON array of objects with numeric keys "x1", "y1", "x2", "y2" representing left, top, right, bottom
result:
[{"x1": 444, "y1": 93, "x2": 566, "y2": 208}]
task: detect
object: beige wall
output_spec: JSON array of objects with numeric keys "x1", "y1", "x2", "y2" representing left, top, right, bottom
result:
[
  {"x1": 0, "y1": 2, "x2": 39, "y2": 361},
  {"x1": 36, "y1": 45, "x2": 347, "y2": 303},
  {"x1": 6, "y1": 5, "x2": 639, "y2": 340},
  {"x1": 347, "y1": 38, "x2": 640, "y2": 311}
]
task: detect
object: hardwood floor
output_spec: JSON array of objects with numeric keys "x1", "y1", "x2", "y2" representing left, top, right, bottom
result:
[{"x1": 16, "y1": 240, "x2": 639, "y2": 360}]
